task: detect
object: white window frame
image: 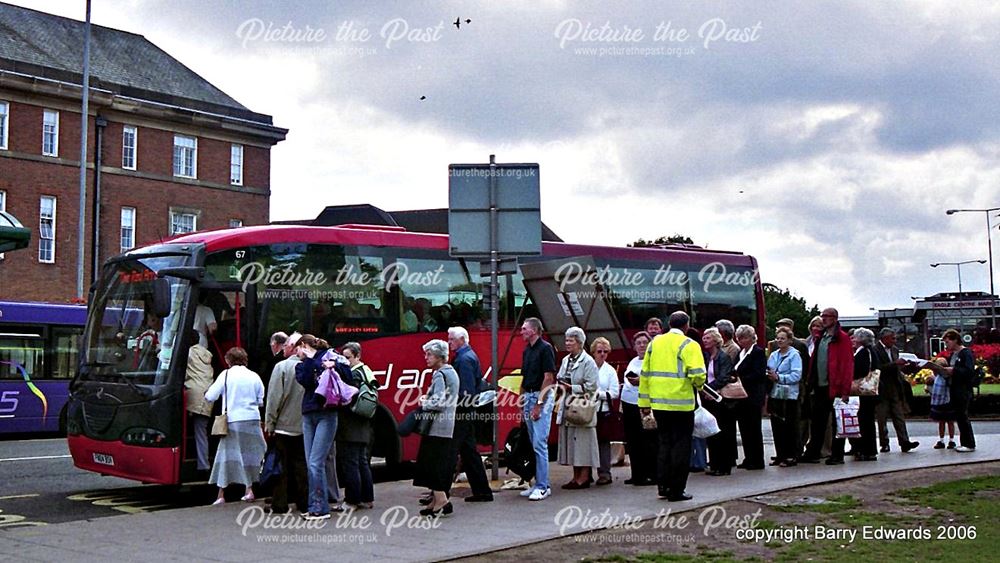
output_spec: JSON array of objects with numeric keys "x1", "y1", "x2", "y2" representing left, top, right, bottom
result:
[
  {"x1": 42, "y1": 109, "x2": 59, "y2": 157},
  {"x1": 0, "y1": 101, "x2": 9, "y2": 150},
  {"x1": 122, "y1": 125, "x2": 137, "y2": 170},
  {"x1": 170, "y1": 210, "x2": 197, "y2": 235},
  {"x1": 120, "y1": 207, "x2": 136, "y2": 253},
  {"x1": 229, "y1": 219, "x2": 243, "y2": 228},
  {"x1": 39, "y1": 196, "x2": 56, "y2": 263},
  {"x1": 230, "y1": 144, "x2": 243, "y2": 185},
  {"x1": 172, "y1": 135, "x2": 197, "y2": 178}
]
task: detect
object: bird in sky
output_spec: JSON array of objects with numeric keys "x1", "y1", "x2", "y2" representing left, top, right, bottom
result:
[
  {"x1": 454, "y1": 17, "x2": 471, "y2": 29},
  {"x1": 419, "y1": 95, "x2": 427, "y2": 100}
]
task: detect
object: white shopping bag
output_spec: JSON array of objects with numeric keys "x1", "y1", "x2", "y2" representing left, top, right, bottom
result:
[
  {"x1": 692, "y1": 394, "x2": 720, "y2": 439},
  {"x1": 834, "y1": 397, "x2": 861, "y2": 439},
  {"x1": 693, "y1": 405, "x2": 720, "y2": 438}
]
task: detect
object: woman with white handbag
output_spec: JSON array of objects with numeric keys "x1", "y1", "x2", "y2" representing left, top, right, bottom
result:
[{"x1": 556, "y1": 326, "x2": 600, "y2": 490}]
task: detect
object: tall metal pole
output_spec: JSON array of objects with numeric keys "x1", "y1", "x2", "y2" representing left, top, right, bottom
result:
[
  {"x1": 987, "y1": 212, "x2": 996, "y2": 331},
  {"x1": 488, "y1": 154, "x2": 500, "y2": 482},
  {"x1": 76, "y1": 0, "x2": 92, "y2": 299},
  {"x1": 957, "y1": 263, "x2": 963, "y2": 293}
]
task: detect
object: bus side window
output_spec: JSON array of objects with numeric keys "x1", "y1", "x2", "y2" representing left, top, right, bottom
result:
[{"x1": 51, "y1": 327, "x2": 82, "y2": 379}]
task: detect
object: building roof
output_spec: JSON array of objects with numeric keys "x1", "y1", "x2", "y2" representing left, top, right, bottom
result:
[
  {"x1": 290, "y1": 204, "x2": 564, "y2": 242},
  {"x1": 0, "y1": 2, "x2": 273, "y2": 124}
]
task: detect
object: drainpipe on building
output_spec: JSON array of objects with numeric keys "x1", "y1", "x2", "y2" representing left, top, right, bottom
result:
[
  {"x1": 76, "y1": 0, "x2": 92, "y2": 300},
  {"x1": 90, "y1": 116, "x2": 106, "y2": 284}
]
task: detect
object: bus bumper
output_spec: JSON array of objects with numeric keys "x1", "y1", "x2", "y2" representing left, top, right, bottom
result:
[{"x1": 68, "y1": 434, "x2": 180, "y2": 485}]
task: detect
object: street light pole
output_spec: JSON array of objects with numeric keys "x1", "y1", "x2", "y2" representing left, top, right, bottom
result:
[
  {"x1": 946, "y1": 207, "x2": 1000, "y2": 332},
  {"x1": 930, "y1": 260, "x2": 987, "y2": 294}
]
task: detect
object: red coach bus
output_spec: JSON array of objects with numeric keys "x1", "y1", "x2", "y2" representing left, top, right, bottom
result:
[{"x1": 67, "y1": 224, "x2": 764, "y2": 485}]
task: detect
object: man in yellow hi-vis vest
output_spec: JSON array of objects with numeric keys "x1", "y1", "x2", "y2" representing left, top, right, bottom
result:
[{"x1": 639, "y1": 311, "x2": 706, "y2": 501}]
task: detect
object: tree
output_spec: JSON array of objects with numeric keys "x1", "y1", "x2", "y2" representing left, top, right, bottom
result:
[
  {"x1": 629, "y1": 234, "x2": 695, "y2": 247},
  {"x1": 762, "y1": 283, "x2": 820, "y2": 341}
]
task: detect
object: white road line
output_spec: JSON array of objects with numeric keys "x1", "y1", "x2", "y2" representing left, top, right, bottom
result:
[
  {"x1": 0, "y1": 494, "x2": 40, "y2": 500},
  {"x1": 0, "y1": 455, "x2": 72, "y2": 462}
]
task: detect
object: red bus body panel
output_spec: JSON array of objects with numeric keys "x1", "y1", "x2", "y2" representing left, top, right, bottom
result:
[{"x1": 68, "y1": 434, "x2": 179, "y2": 485}]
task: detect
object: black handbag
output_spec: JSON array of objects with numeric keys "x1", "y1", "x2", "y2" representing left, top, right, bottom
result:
[
  {"x1": 259, "y1": 445, "x2": 282, "y2": 487},
  {"x1": 398, "y1": 407, "x2": 435, "y2": 436}
]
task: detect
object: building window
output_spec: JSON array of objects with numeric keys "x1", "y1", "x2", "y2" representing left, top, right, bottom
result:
[
  {"x1": 229, "y1": 219, "x2": 243, "y2": 228},
  {"x1": 0, "y1": 101, "x2": 8, "y2": 150},
  {"x1": 39, "y1": 196, "x2": 56, "y2": 263},
  {"x1": 42, "y1": 109, "x2": 59, "y2": 157},
  {"x1": 172, "y1": 135, "x2": 197, "y2": 178},
  {"x1": 122, "y1": 125, "x2": 137, "y2": 170},
  {"x1": 230, "y1": 144, "x2": 243, "y2": 185},
  {"x1": 121, "y1": 207, "x2": 136, "y2": 253},
  {"x1": 170, "y1": 211, "x2": 197, "y2": 235}
]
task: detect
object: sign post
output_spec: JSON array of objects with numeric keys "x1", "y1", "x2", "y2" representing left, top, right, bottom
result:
[{"x1": 449, "y1": 155, "x2": 540, "y2": 481}]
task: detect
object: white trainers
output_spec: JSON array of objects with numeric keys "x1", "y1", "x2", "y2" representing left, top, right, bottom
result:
[
  {"x1": 955, "y1": 446, "x2": 976, "y2": 452},
  {"x1": 528, "y1": 487, "x2": 551, "y2": 501},
  {"x1": 519, "y1": 487, "x2": 535, "y2": 497}
]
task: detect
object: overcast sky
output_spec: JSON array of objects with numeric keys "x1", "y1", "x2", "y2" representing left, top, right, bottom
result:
[{"x1": 15, "y1": 0, "x2": 1000, "y2": 316}]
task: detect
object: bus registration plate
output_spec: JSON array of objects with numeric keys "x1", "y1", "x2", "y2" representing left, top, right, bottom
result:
[{"x1": 93, "y1": 453, "x2": 115, "y2": 466}]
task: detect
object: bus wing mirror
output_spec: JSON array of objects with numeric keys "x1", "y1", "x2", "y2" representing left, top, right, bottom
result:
[
  {"x1": 156, "y1": 266, "x2": 206, "y2": 283},
  {"x1": 152, "y1": 278, "x2": 172, "y2": 318}
]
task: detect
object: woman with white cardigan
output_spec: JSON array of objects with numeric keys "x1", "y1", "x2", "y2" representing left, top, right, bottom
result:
[
  {"x1": 591, "y1": 337, "x2": 620, "y2": 485},
  {"x1": 205, "y1": 347, "x2": 265, "y2": 505}
]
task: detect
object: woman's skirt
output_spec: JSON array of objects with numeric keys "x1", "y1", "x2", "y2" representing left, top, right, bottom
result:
[
  {"x1": 557, "y1": 424, "x2": 600, "y2": 468},
  {"x1": 414, "y1": 436, "x2": 456, "y2": 491},
  {"x1": 209, "y1": 420, "x2": 266, "y2": 488}
]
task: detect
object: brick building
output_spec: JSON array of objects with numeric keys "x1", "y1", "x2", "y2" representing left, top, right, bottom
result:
[{"x1": 0, "y1": 3, "x2": 286, "y2": 302}]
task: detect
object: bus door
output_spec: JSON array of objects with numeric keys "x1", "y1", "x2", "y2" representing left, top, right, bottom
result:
[{"x1": 195, "y1": 284, "x2": 254, "y2": 372}]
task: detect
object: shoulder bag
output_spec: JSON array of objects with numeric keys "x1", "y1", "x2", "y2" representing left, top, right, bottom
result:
[
  {"x1": 560, "y1": 355, "x2": 598, "y2": 426},
  {"x1": 211, "y1": 370, "x2": 229, "y2": 436},
  {"x1": 850, "y1": 349, "x2": 880, "y2": 396},
  {"x1": 596, "y1": 391, "x2": 625, "y2": 442},
  {"x1": 721, "y1": 377, "x2": 748, "y2": 400},
  {"x1": 563, "y1": 393, "x2": 598, "y2": 426}
]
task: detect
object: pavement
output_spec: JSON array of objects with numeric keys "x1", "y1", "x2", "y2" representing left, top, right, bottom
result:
[{"x1": 2, "y1": 434, "x2": 998, "y2": 563}]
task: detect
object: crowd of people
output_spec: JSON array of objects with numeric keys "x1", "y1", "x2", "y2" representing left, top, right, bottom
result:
[{"x1": 184, "y1": 306, "x2": 979, "y2": 518}]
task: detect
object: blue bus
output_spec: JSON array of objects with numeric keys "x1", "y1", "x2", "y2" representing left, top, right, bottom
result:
[{"x1": 0, "y1": 301, "x2": 87, "y2": 435}]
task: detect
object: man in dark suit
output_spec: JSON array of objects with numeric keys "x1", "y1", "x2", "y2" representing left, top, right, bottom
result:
[{"x1": 874, "y1": 328, "x2": 919, "y2": 453}]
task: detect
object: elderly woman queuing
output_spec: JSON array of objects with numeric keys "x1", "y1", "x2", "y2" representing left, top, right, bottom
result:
[
  {"x1": 733, "y1": 324, "x2": 767, "y2": 470},
  {"x1": 591, "y1": 336, "x2": 620, "y2": 486},
  {"x1": 621, "y1": 331, "x2": 658, "y2": 486},
  {"x1": 414, "y1": 339, "x2": 460, "y2": 517},
  {"x1": 205, "y1": 347, "x2": 265, "y2": 505},
  {"x1": 767, "y1": 327, "x2": 803, "y2": 467},
  {"x1": 337, "y1": 341, "x2": 376, "y2": 510},
  {"x1": 926, "y1": 328, "x2": 977, "y2": 452},
  {"x1": 556, "y1": 327, "x2": 601, "y2": 489},
  {"x1": 701, "y1": 327, "x2": 735, "y2": 476}
]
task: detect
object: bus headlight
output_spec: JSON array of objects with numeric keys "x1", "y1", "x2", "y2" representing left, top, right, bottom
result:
[{"x1": 121, "y1": 428, "x2": 168, "y2": 446}]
